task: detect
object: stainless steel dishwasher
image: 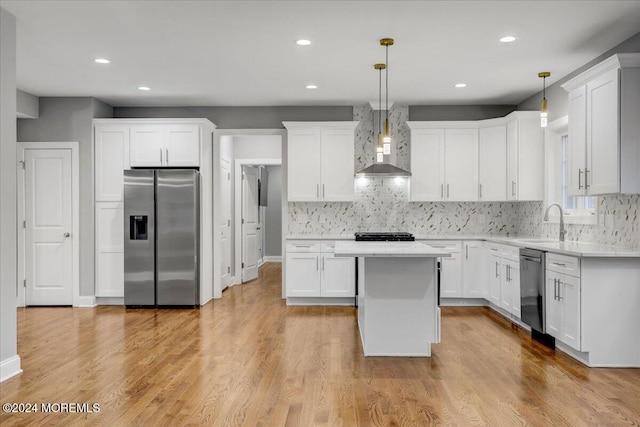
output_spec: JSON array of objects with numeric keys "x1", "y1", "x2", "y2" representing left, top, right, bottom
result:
[{"x1": 520, "y1": 248, "x2": 554, "y2": 346}]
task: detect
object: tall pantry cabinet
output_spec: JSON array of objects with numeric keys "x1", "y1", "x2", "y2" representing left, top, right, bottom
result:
[{"x1": 93, "y1": 119, "x2": 215, "y2": 301}]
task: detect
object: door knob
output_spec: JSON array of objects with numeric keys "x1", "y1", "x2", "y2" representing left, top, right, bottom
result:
[{"x1": 63, "y1": 232, "x2": 71, "y2": 238}]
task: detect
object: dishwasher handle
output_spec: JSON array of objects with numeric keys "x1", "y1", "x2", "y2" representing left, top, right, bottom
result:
[{"x1": 521, "y1": 256, "x2": 542, "y2": 263}]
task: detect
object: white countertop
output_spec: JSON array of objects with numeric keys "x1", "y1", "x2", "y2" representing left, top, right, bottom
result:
[
  {"x1": 334, "y1": 241, "x2": 452, "y2": 258},
  {"x1": 287, "y1": 234, "x2": 640, "y2": 258}
]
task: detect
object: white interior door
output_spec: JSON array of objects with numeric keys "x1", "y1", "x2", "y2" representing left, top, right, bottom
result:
[
  {"x1": 242, "y1": 166, "x2": 259, "y2": 282},
  {"x1": 220, "y1": 158, "x2": 232, "y2": 289},
  {"x1": 24, "y1": 148, "x2": 73, "y2": 305}
]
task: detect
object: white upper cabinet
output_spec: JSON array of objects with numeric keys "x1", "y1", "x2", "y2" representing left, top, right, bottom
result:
[
  {"x1": 506, "y1": 113, "x2": 544, "y2": 201},
  {"x1": 445, "y1": 129, "x2": 479, "y2": 201},
  {"x1": 130, "y1": 124, "x2": 200, "y2": 167},
  {"x1": 562, "y1": 53, "x2": 640, "y2": 196},
  {"x1": 408, "y1": 123, "x2": 477, "y2": 202},
  {"x1": 284, "y1": 122, "x2": 358, "y2": 202},
  {"x1": 94, "y1": 125, "x2": 127, "y2": 202},
  {"x1": 478, "y1": 125, "x2": 507, "y2": 201},
  {"x1": 409, "y1": 129, "x2": 445, "y2": 201}
]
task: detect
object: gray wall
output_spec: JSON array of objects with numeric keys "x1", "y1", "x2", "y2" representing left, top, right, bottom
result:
[
  {"x1": 264, "y1": 165, "x2": 282, "y2": 257},
  {"x1": 1, "y1": 7, "x2": 18, "y2": 371},
  {"x1": 114, "y1": 106, "x2": 353, "y2": 128},
  {"x1": 409, "y1": 105, "x2": 516, "y2": 121},
  {"x1": 518, "y1": 31, "x2": 640, "y2": 121},
  {"x1": 17, "y1": 97, "x2": 113, "y2": 297},
  {"x1": 17, "y1": 89, "x2": 38, "y2": 118}
]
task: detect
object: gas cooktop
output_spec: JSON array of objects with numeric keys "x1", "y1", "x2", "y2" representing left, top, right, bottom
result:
[{"x1": 354, "y1": 232, "x2": 415, "y2": 242}]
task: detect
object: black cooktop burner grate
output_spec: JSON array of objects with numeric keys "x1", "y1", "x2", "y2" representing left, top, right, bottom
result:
[{"x1": 354, "y1": 232, "x2": 415, "y2": 241}]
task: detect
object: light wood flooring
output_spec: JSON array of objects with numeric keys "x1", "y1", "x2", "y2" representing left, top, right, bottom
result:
[{"x1": 1, "y1": 262, "x2": 639, "y2": 426}]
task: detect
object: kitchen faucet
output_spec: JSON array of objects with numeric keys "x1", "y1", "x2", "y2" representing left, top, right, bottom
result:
[{"x1": 544, "y1": 203, "x2": 566, "y2": 242}]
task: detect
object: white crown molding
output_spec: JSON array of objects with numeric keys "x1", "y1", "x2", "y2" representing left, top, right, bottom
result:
[
  {"x1": 368, "y1": 101, "x2": 395, "y2": 111},
  {"x1": 282, "y1": 121, "x2": 359, "y2": 130},
  {"x1": 407, "y1": 111, "x2": 540, "y2": 130},
  {"x1": 561, "y1": 53, "x2": 640, "y2": 92},
  {"x1": 93, "y1": 118, "x2": 217, "y2": 128}
]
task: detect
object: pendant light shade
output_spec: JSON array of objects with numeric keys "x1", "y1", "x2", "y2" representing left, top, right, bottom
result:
[{"x1": 539, "y1": 71, "x2": 550, "y2": 128}]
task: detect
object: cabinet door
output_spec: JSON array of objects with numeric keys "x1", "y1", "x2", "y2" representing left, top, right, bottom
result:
[
  {"x1": 288, "y1": 129, "x2": 321, "y2": 201},
  {"x1": 95, "y1": 125, "x2": 127, "y2": 202},
  {"x1": 568, "y1": 86, "x2": 587, "y2": 196},
  {"x1": 488, "y1": 254, "x2": 501, "y2": 305},
  {"x1": 130, "y1": 125, "x2": 164, "y2": 167},
  {"x1": 440, "y1": 253, "x2": 462, "y2": 298},
  {"x1": 462, "y1": 241, "x2": 485, "y2": 298},
  {"x1": 587, "y1": 67, "x2": 620, "y2": 195},
  {"x1": 478, "y1": 126, "x2": 507, "y2": 201},
  {"x1": 410, "y1": 129, "x2": 445, "y2": 201},
  {"x1": 506, "y1": 120, "x2": 519, "y2": 200},
  {"x1": 508, "y1": 260, "x2": 521, "y2": 318},
  {"x1": 320, "y1": 129, "x2": 354, "y2": 201},
  {"x1": 500, "y1": 261, "x2": 512, "y2": 312},
  {"x1": 321, "y1": 253, "x2": 355, "y2": 297},
  {"x1": 559, "y1": 274, "x2": 581, "y2": 351},
  {"x1": 95, "y1": 202, "x2": 124, "y2": 297},
  {"x1": 285, "y1": 253, "x2": 321, "y2": 296},
  {"x1": 545, "y1": 271, "x2": 561, "y2": 338},
  {"x1": 165, "y1": 125, "x2": 200, "y2": 166},
  {"x1": 444, "y1": 129, "x2": 478, "y2": 201}
]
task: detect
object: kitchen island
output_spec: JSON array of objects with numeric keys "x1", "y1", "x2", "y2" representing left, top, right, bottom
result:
[{"x1": 334, "y1": 241, "x2": 451, "y2": 357}]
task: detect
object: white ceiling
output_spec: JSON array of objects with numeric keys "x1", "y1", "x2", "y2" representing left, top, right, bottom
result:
[{"x1": 2, "y1": 0, "x2": 640, "y2": 107}]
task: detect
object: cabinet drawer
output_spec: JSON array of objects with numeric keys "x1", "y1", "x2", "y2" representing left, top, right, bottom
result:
[
  {"x1": 500, "y1": 244, "x2": 520, "y2": 261},
  {"x1": 421, "y1": 240, "x2": 462, "y2": 253},
  {"x1": 320, "y1": 241, "x2": 338, "y2": 253},
  {"x1": 546, "y1": 253, "x2": 580, "y2": 277},
  {"x1": 286, "y1": 241, "x2": 321, "y2": 253}
]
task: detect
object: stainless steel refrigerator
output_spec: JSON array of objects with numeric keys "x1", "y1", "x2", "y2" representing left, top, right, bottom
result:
[{"x1": 124, "y1": 169, "x2": 200, "y2": 308}]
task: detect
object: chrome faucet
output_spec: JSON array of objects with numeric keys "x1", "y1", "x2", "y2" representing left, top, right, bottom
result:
[{"x1": 544, "y1": 203, "x2": 566, "y2": 242}]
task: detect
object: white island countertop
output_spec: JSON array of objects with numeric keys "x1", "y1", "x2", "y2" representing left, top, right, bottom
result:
[{"x1": 334, "y1": 241, "x2": 452, "y2": 258}]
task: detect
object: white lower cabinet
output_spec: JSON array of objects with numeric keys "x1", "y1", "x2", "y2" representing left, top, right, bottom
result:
[
  {"x1": 546, "y1": 254, "x2": 581, "y2": 351},
  {"x1": 95, "y1": 202, "x2": 124, "y2": 297},
  {"x1": 462, "y1": 241, "x2": 485, "y2": 298},
  {"x1": 486, "y1": 243, "x2": 520, "y2": 317},
  {"x1": 285, "y1": 241, "x2": 355, "y2": 298},
  {"x1": 422, "y1": 241, "x2": 462, "y2": 297}
]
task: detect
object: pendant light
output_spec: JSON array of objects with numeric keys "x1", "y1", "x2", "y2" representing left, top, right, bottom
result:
[
  {"x1": 381, "y1": 38, "x2": 394, "y2": 154},
  {"x1": 538, "y1": 71, "x2": 550, "y2": 128},
  {"x1": 374, "y1": 63, "x2": 386, "y2": 163}
]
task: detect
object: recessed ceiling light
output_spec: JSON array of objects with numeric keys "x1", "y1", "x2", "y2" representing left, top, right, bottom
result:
[
  {"x1": 455, "y1": 83, "x2": 467, "y2": 88},
  {"x1": 500, "y1": 36, "x2": 517, "y2": 43},
  {"x1": 296, "y1": 39, "x2": 311, "y2": 46},
  {"x1": 306, "y1": 84, "x2": 317, "y2": 89},
  {"x1": 94, "y1": 58, "x2": 110, "y2": 64},
  {"x1": 138, "y1": 86, "x2": 151, "y2": 91}
]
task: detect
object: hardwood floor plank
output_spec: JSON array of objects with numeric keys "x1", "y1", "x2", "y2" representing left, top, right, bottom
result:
[{"x1": 1, "y1": 262, "x2": 639, "y2": 426}]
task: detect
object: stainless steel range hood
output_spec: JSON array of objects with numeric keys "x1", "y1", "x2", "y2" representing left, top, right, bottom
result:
[{"x1": 355, "y1": 163, "x2": 411, "y2": 177}]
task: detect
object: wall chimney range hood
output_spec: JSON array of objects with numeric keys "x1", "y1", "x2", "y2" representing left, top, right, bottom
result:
[{"x1": 355, "y1": 163, "x2": 411, "y2": 177}]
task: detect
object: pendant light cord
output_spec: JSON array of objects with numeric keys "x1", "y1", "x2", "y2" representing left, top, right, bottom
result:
[
  {"x1": 385, "y1": 44, "x2": 389, "y2": 122},
  {"x1": 379, "y1": 67, "x2": 382, "y2": 137}
]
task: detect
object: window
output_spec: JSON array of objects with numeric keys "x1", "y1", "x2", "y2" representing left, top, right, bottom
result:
[{"x1": 545, "y1": 117, "x2": 596, "y2": 224}]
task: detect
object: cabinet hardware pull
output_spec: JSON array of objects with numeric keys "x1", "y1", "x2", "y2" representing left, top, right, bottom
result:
[
  {"x1": 578, "y1": 169, "x2": 583, "y2": 190},
  {"x1": 557, "y1": 280, "x2": 563, "y2": 300},
  {"x1": 322, "y1": 256, "x2": 325, "y2": 271},
  {"x1": 512, "y1": 181, "x2": 516, "y2": 197},
  {"x1": 495, "y1": 261, "x2": 499, "y2": 277},
  {"x1": 295, "y1": 245, "x2": 311, "y2": 248},
  {"x1": 322, "y1": 184, "x2": 325, "y2": 198},
  {"x1": 585, "y1": 169, "x2": 590, "y2": 189},
  {"x1": 165, "y1": 148, "x2": 169, "y2": 164},
  {"x1": 466, "y1": 245, "x2": 469, "y2": 259},
  {"x1": 554, "y1": 278, "x2": 558, "y2": 300},
  {"x1": 447, "y1": 184, "x2": 450, "y2": 198},
  {"x1": 553, "y1": 262, "x2": 566, "y2": 267},
  {"x1": 316, "y1": 257, "x2": 319, "y2": 271},
  {"x1": 441, "y1": 184, "x2": 444, "y2": 198},
  {"x1": 160, "y1": 148, "x2": 163, "y2": 164},
  {"x1": 479, "y1": 183, "x2": 483, "y2": 198},
  {"x1": 317, "y1": 184, "x2": 320, "y2": 198}
]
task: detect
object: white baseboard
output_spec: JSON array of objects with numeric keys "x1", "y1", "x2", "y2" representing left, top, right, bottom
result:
[
  {"x1": 263, "y1": 256, "x2": 282, "y2": 263},
  {"x1": 439, "y1": 298, "x2": 487, "y2": 307},
  {"x1": 96, "y1": 297, "x2": 124, "y2": 306},
  {"x1": 76, "y1": 296, "x2": 96, "y2": 307},
  {"x1": 286, "y1": 297, "x2": 356, "y2": 306},
  {"x1": 0, "y1": 355, "x2": 22, "y2": 382}
]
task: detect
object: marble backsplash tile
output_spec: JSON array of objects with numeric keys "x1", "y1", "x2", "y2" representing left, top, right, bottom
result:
[
  {"x1": 288, "y1": 177, "x2": 521, "y2": 236},
  {"x1": 517, "y1": 195, "x2": 639, "y2": 249}
]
